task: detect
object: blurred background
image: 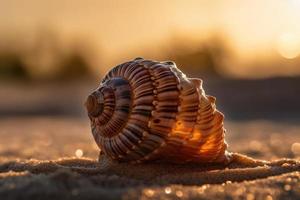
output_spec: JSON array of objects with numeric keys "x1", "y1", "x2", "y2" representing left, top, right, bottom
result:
[
  {"x1": 1, "y1": 0, "x2": 300, "y2": 120},
  {"x1": 0, "y1": 0, "x2": 300, "y2": 165}
]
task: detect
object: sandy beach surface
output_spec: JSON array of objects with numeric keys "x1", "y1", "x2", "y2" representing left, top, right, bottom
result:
[{"x1": 0, "y1": 117, "x2": 299, "y2": 200}]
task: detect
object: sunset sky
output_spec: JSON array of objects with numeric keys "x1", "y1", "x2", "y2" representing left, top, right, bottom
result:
[{"x1": 1, "y1": 0, "x2": 300, "y2": 78}]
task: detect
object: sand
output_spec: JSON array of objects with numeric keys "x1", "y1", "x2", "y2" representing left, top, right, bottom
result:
[{"x1": 0, "y1": 117, "x2": 299, "y2": 200}]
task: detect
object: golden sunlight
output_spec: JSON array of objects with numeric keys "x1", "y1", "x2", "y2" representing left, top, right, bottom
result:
[{"x1": 276, "y1": 33, "x2": 300, "y2": 59}]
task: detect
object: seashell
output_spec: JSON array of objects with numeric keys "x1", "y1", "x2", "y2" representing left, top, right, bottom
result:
[{"x1": 85, "y1": 58, "x2": 231, "y2": 164}]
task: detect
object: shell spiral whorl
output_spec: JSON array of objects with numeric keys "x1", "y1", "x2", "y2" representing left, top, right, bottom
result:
[{"x1": 86, "y1": 58, "x2": 230, "y2": 164}]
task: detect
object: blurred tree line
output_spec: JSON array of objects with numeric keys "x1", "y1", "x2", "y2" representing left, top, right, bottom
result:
[
  {"x1": 0, "y1": 29, "x2": 93, "y2": 81},
  {"x1": 165, "y1": 34, "x2": 231, "y2": 78},
  {"x1": 0, "y1": 30, "x2": 230, "y2": 82}
]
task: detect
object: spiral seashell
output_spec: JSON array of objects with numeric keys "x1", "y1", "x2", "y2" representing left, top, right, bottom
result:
[{"x1": 85, "y1": 58, "x2": 231, "y2": 164}]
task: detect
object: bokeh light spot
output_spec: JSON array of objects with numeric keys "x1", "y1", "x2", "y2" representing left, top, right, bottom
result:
[
  {"x1": 291, "y1": 143, "x2": 300, "y2": 156},
  {"x1": 284, "y1": 184, "x2": 292, "y2": 191},
  {"x1": 164, "y1": 187, "x2": 172, "y2": 194},
  {"x1": 75, "y1": 149, "x2": 83, "y2": 158},
  {"x1": 144, "y1": 189, "x2": 155, "y2": 197},
  {"x1": 175, "y1": 190, "x2": 183, "y2": 197}
]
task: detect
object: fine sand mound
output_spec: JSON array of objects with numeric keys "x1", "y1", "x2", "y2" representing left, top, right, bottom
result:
[
  {"x1": 0, "y1": 155, "x2": 299, "y2": 200},
  {"x1": 0, "y1": 117, "x2": 299, "y2": 200}
]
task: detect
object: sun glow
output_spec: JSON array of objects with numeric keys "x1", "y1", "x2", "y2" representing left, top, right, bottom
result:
[{"x1": 277, "y1": 33, "x2": 300, "y2": 59}]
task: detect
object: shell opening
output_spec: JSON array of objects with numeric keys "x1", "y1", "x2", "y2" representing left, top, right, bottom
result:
[{"x1": 85, "y1": 91, "x2": 104, "y2": 118}]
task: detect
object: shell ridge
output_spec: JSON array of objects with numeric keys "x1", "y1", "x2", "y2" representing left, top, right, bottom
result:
[{"x1": 87, "y1": 58, "x2": 228, "y2": 164}]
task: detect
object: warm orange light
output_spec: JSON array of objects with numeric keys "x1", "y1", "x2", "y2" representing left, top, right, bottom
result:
[{"x1": 277, "y1": 33, "x2": 300, "y2": 59}]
